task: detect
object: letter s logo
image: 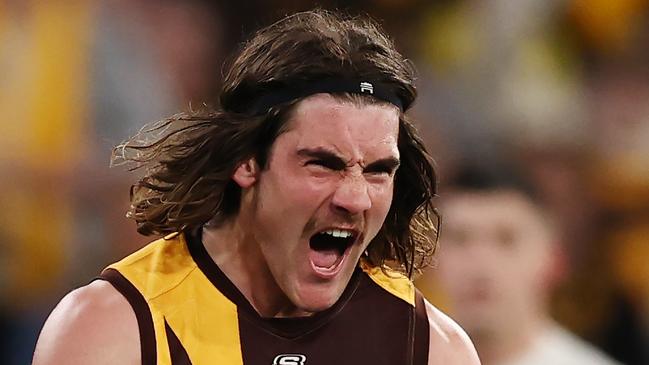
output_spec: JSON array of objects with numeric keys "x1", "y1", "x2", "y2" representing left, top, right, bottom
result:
[{"x1": 272, "y1": 354, "x2": 307, "y2": 365}]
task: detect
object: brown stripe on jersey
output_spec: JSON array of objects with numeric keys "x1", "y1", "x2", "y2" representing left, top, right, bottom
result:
[
  {"x1": 185, "y1": 229, "x2": 257, "y2": 313},
  {"x1": 99, "y1": 268, "x2": 157, "y2": 365},
  {"x1": 413, "y1": 289, "x2": 430, "y2": 364},
  {"x1": 406, "y1": 300, "x2": 416, "y2": 364},
  {"x1": 164, "y1": 319, "x2": 193, "y2": 365}
]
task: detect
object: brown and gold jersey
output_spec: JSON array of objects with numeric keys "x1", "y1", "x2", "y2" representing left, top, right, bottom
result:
[{"x1": 99, "y1": 232, "x2": 430, "y2": 365}]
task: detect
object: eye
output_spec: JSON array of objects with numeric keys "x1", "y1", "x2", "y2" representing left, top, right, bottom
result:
[
  {"x1": 363, "y1": 158, "x2": 400, "y2": 177},
  {"x1": 305, "y1": 159, "x2": 345, "y2": 171},
  {"x1": 364, "y1": 165, "x2": 395, "y2": 176},
  {"x1": 444, "y1": 228, "x2": 469, "y2": 247},
  {"x1": 496, "y1": 228, "x2": 518, "y2": 250}
]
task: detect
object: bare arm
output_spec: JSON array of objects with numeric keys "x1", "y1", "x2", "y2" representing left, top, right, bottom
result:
[
  {"x1": 425, "y1": 298, "x2": 481, "y2": 365},
  {"x1": 32, "y1": 280, "x2": 141, "y2": 365}
]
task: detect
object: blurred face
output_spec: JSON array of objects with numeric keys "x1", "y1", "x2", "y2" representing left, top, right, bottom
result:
[
  {"x1": 436, "y1": 191, "x2": 555, "y2": 335},
  {"x1": 238, "y1": 94, "x2": 400, "y2": 314}
]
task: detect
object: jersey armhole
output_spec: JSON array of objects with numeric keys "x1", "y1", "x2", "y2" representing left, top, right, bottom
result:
[{"x1": 96, "y1": 268, "x2": 157, "y2": 365}]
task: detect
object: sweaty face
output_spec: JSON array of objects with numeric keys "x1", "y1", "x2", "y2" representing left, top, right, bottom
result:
[
  {"x1": 244, "y1": 94, "x2": 400, "y2": 314},
  {"x1": 435, "y1": 191, "x2": 555, "y2": 336}
]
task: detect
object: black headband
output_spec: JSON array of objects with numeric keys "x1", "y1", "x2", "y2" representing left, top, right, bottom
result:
[{"x1": 240, "y1": 78, "x2": 407, "y2": 115}]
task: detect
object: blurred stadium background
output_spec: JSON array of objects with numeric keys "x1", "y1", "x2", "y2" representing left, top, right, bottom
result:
[{"x1": 1, "y1": 1, "x2": 648, "y2": 364}]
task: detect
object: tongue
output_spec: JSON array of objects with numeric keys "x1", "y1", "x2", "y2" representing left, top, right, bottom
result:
[{"x1": 309, "y1": 248, "x2": 340, "y2": 268}]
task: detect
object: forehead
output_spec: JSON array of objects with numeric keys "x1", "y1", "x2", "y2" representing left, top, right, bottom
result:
[
  {"x1": 281, "y1": 94, "x2": 400, "y2": 157},
  {"x1": 443, "y1": 191, "x2": 545, "y2": 231}
]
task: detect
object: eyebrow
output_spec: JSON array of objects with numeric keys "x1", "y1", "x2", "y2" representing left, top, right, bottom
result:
[
  {"x1": 297, "y1": 148, "x2": 348, "y2": 170},
  {"x1": 296, "y1": 147, "x2": 400, "y2": 173}
]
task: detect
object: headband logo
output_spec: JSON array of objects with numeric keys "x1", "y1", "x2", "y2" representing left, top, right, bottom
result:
[{"x1": 359, "y1": 82, "x2": 374, "y2": 94}]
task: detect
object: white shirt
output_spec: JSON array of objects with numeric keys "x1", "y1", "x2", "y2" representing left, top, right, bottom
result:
[{"x1": 500, "y1": 323, "x2": 621, "y2": 365}]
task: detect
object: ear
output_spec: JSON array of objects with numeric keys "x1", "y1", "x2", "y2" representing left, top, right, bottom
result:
[
  {"x1": 540, "y1": 240, "x2": 567, "y2": 291},
  {"x1": 232, "y1": 157, "x2": 260, "y2": 188}
]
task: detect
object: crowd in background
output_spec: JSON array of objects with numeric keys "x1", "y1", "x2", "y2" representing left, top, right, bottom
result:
[{"x1": 1, "y1": 1, "x2": 647, "y2": 364}]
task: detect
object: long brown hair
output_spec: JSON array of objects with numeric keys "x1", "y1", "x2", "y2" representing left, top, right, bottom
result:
[{"x1": 113, "y1": 10, "x2": 439, "y2": 277}]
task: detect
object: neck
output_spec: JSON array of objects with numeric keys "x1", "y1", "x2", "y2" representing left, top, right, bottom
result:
[
  {"x1": 472, "y1": 315, "x2": 548, "y2": 365},
  {"x1": 201, "y1": 221, "x2": 311, "y2": 318}
]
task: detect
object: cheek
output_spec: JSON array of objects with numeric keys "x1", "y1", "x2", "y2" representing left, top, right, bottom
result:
[
  {"x1": 370, "y1": 183, "x2": 394, "y2": 215},
  {"x1": 265, "y1": 161, "x2": 320, "y2": 197},
  {"x1": 290, "y1": 177, "x2": 337, "y2": 208},
  {"x1": 260, "y1": 171, "x2": 335, "y2": 225},
  {"x1": 510, "y1": 259, "x2": 545, "y2": 292},
  {"x1": 364, "y1": 184, "x2": 394, "y2": 237},
  {"x1": 438, "y1": 252, "x2": 470, "y2": 282}
]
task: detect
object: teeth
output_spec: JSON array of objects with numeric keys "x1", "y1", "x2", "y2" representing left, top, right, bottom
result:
[{"x1": 322, "y1": 229, "x2": 353, "y2": 238}]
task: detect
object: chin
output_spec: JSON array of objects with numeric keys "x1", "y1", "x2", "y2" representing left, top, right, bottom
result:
[{"x1": 292, "y1": 283, "x2": 344, "y2": 313}]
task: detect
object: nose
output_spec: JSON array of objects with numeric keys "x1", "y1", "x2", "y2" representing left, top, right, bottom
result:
[{"x1": 331, "y1": 174, "x2": 372, "y2": 215}]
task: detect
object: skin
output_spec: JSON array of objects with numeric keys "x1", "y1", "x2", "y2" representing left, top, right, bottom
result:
[
  {"x1": 32, "y1": 94, "x2": 480, "y2": 364},
  {"x1": 211, "y1": 93, "x2": 401, "y2": 317},
  {"x1": 435, "y1": 190, "x2": 559, "y2": 365}
]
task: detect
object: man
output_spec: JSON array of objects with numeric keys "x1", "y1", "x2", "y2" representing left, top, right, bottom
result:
[
  {"x1": 33, "y1": 10, "x2": 479, "y2": 365},
  {"x1": 431, "y1": 164, "x2": 620, "y2": 365}
]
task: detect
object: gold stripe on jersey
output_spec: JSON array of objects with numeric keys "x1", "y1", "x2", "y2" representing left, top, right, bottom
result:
[
  {"x1": 360, "y1": 259, "x2": 415, "y2": 306},
  {"x1": 106, "y1": 233, "x2": 244, "y2": 365}
]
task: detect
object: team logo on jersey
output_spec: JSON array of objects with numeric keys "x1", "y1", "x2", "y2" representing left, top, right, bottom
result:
[
  {"x1": 359, "y1": 81, "x2": 374, "y2": 94},
  {"x1": 272, "y1": 354, "x2": 307, "y2": 365}
]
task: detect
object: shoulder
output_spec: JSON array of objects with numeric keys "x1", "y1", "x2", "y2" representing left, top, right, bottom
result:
[
  {"x1": 32, "y1": 280, "x2": 140, "y2": 365},
  {"x1": 423, "y1": 298, "x2": 481, "y2": 365}
]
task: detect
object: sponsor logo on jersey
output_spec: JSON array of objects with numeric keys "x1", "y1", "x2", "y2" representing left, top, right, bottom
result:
[{"x1": 272, "y1": 354, "x2": 307, "y2": 365}]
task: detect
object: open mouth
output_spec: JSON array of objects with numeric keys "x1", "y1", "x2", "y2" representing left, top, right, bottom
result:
[{"x1": 308, "y1": 229, "x2": 357, "y2": 275}]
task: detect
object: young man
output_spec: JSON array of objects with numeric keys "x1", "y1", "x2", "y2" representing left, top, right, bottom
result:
[
  {"x1": 432, "y1": 164, "x2": 620, "y2": 365},
  {"x1": 33, "y1": 10, "x2": 479, "y2": 365}
]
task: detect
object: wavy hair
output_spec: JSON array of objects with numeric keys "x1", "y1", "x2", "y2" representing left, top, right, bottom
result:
[{"x1": 113, "y1": 10, "x2": 439, "y2": 277}]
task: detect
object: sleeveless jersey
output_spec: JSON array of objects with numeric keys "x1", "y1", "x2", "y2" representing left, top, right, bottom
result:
[{"x1": 99, "y1": 231, "x2": 430, "y2": 365}]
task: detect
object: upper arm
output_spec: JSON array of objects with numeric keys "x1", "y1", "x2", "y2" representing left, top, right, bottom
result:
[
  {"x1": 424, "y1": 298, "x2": 481, "y2": 365},
  {"x1": 32, "y1": 280, "x2": 141, "y2": 365}
]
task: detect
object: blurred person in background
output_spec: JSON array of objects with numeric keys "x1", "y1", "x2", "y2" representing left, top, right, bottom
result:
[
  {"x1": 429, "y1": 163, "x2": 621, "y2": 365},
  {"x1": 412, "y1": 1, "x2": 649, "y2": 363}
]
